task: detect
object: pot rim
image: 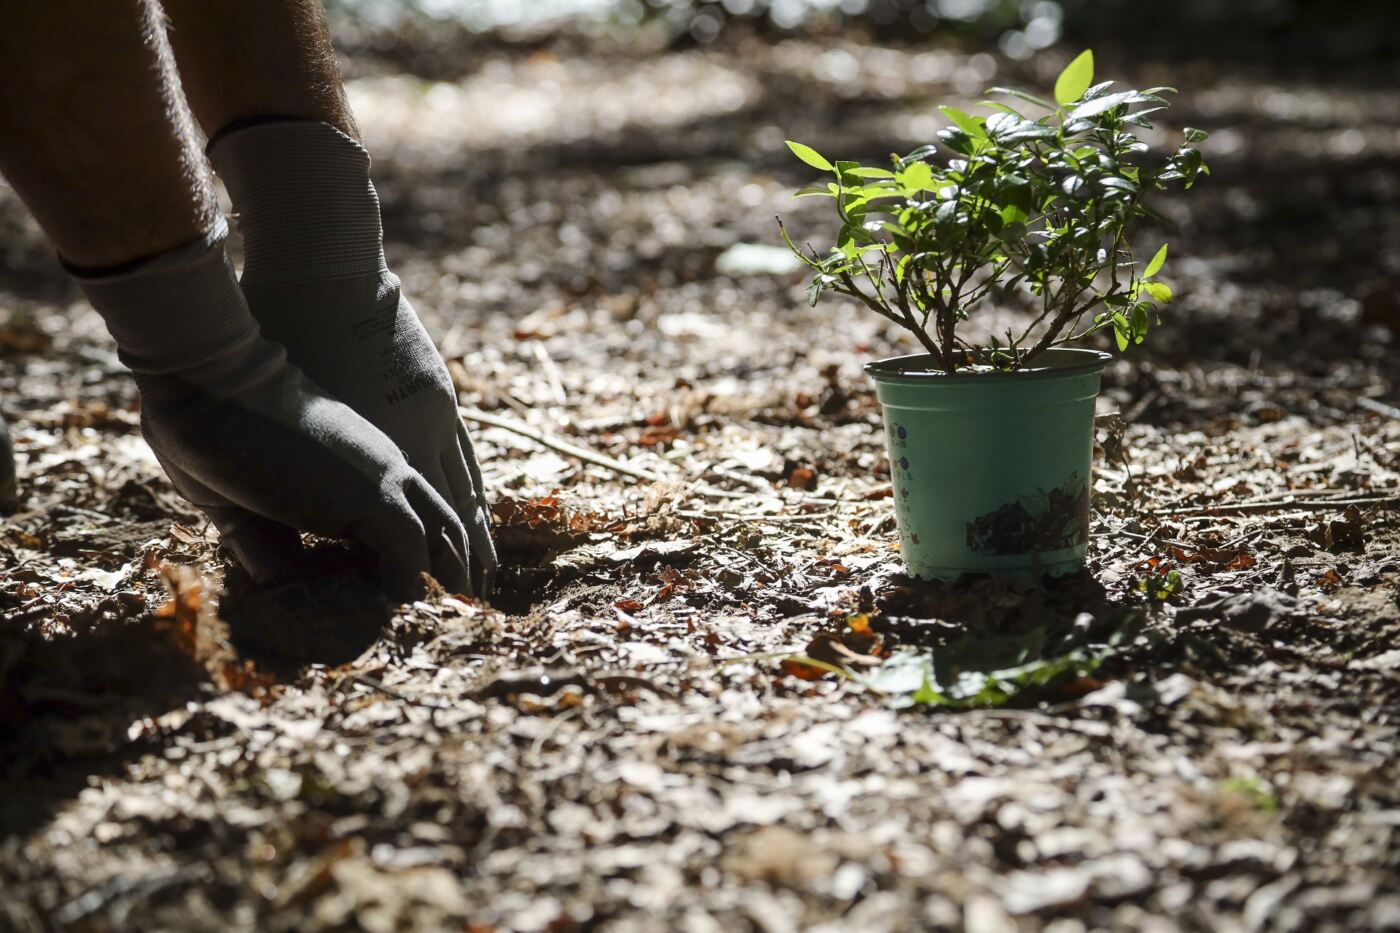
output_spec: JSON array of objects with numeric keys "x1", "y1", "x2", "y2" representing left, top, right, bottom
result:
[{"x1": 864, "y1": 348, "x2": 1112, "y2": 384}]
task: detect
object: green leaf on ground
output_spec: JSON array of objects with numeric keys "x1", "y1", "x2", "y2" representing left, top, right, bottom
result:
[
  {"x1": 1136, "y1": 568, "x2": 1186, "y2": 601},
  {"x1": 862, "y1": 627, "x2": 1110, "y2": 710}
]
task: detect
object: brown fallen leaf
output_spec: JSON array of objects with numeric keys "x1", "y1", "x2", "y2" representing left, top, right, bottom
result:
[
  {"x1": 781, "y1": 619, "x2": 885, "y2": 681},
  {"x1": 153, "y1": 564, "x2": 227, "y2": 665},
  {"x1": 1171, "y1": 545, "x2": 1255, "y2": 571},
  {"x1": 787, "y1": 466, "x2": 817, "y2": 490},
  {"x1": 154, "y1": 564, "x2": 276, "y2": 696},
  {"x1": 1317, "y1": 568, "x2": 1345, "y2": 590}
]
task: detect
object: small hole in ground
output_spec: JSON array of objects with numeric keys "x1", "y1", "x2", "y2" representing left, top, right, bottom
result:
[{"x1": 220, "y1": 545, "x2": 390, "y2": 677}]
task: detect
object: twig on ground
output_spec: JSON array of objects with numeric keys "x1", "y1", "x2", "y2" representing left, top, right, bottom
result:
[
  {"x1": 1358, "y1": 397, "x2": 1400, "y2": 420},
  {"x1": 1154, "y1": 494, "x2": 1400, "y2": 517},
  {"x1": 1128, "y1": 527, "x2": 1164, "y2": 556},
  {"x1": 705, "y1": 464, "x2": 777, "y2": 492},
  {"x1": 530, "y1": 706, "x2": 583, "y2": 758},
  {"x1": 347, "y1": 675, "x2": 445, "y2": 728},
  {"x1": 461, "y1": 407, "x2": 668, "y2": 484},
  {"x1": 530, "y1": 340, "x2": 568, "y2": 405},
  {"x1": 672, "y1": 508, "x2": 840, "y2": 524},
  {"x1": 54, "y1": 866, "x2": 212, "y2": 926},
  {"x1": 1095, "y1": 528, "x2": 1191, "y2": 550},
  {"x1": 462, "y1": 406, "x2": 854, "y2": 505},
  {"x1": 470, "y1": 669, "x2": 677, "y2": 702},
  {"x1": 1222, "y1": 527, "x2": 1267, "y2": 550},
  {"x1": 593, "y1": 674, "x2": 678, "y2": 700}
]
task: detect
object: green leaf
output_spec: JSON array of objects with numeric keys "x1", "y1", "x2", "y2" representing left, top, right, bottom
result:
[
  {"x1": 792, "y1": 184, "x2": 836, "y2": 198},
  {"x1": 838, "y1": 221, "x2": 872, "y2": 247},
  {"x1": 987, "y1": 86, "x2": 1056, "y2": 111},
  {"x1": 1099, "y1": 176, "x2": 1139, "y2": 195},
  {"x1": 980, "y1": 100, "x2": 1026, "y2": 117},
  {"x1": 786, "y1": 140, "x2": 833, "y2": 172},
  {"x1": 898, "y1": 161, "x2": 935, "y2": 193},
  {"x1": 1123, "y1": 107, "x2": 1164, "y2": 128},
  {"x1": 862, "y1": 627, "x2": 1111, "y2": 710},
  {"x1": 1137, "y1": 569, "x2": 1185, "y2": 601},
  {"x1": 984, "y1": 111, "x2": 1019, "y2": 137},
  {"x1": 1054, "y1": 49, "x2": 1095, "y2": 106},
  {"x1": 1143, "y1": 243, "x2": 1168, "y2": 277},
  {"x1": 844, "y1": 166, "x2": 896, "y2": 178},
  {"x1": 1112, "y1": 311, "x2": 1131, "y2": 351},
  {"x1": 1131, "y1": 304, "x2": 1150, "y2": 344},
  {"x1": 937, "y1": 127, "x2": 975, "y2": 155},
  {"x1": 1000, "y1": 202, "x2": 1029, "y2": 226},
  {"x1": 899, "y1": 144, "x2": 938, "y2": 165},
  {"x1": 1082, "y1": 80, "x2": 1116, "y2": 100},
  {"x1": 1000, "y1": 123, "x2": 1057, "y2": 143},
  {"x1": 852, "y1": 182, "x2": 899, "y2": 200},
  {"x1": 1142, "y1": 281, "x2": 1173, "y2": 303},
  {"x1": 910, "y1": 674, "x2": 943, "y2": 706},
  {"x1": 1184, "y1": 126, "x2": 1210, "y2": 143},
  {"x1": 834, "y1": 160, "x2": 863, "y2": 189},
  {"x1": 939, "y1": 106, "x2": 986, "y2": 138},
  {"x1": 1067, "y1": 91, "x2": 1134, "y2": 121}
]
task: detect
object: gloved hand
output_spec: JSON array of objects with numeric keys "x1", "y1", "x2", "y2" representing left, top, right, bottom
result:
[
  {"x1": 73, "y1": 220, "x2": 475, "y2": 598},
  {"x1": 0, "y1": 412, "x2": 16, "y2": 512},
  {"x1": 209, "y1": 119, "x2": 497, "y2": 596},
  {"x1": 134, "y1": 350, "x2": 475, "y2": 599}
]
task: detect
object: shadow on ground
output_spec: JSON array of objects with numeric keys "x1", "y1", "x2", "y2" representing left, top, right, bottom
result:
[{"x1": 0, "y1": 609, "x2": 205, "y2": 841}]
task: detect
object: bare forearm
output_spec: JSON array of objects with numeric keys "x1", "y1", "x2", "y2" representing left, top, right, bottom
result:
[
  {"x1": 0, "y1": 0, "x2": 211, "y2": 267},
  {"x1": 159, "y1": 0, "x2": 356, "y2": 140}
]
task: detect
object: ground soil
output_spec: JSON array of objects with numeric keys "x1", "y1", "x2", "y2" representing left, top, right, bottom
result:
[{"x1": 1, "y1": 24, "x2": 1398, "y2": 933}]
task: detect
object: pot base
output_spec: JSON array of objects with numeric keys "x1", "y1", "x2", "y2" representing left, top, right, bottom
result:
[{"x1": 904, "y1": 549, "x2": 1086, "y2": 583}]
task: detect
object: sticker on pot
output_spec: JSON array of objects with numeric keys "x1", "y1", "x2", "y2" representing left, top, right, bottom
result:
[{"x1": 964, "y1": 471, "x2": 1089, "y2": 555}]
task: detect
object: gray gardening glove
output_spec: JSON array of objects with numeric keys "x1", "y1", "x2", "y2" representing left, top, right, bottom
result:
[
  {"x1": 209, "y1": 119, "x2": 496, "y2": 596},
  {"x1": 73, "y1": 220, "x2": 475, "y2": 598},
  {"x1": 0, "y1": 412, "x2": 16, "y2": 512}
]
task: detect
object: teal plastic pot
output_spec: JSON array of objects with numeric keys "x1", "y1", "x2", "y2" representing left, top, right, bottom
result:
[{"x1": 865, "y1": 349, "x2": 1111, "y2": 581}]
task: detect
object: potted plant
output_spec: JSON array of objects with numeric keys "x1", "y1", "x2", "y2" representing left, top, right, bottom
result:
[{"x1": 780, "y1": 50, "x2": 1208, "y2": 581}]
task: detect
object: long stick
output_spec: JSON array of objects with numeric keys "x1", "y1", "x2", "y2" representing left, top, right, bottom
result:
[
  {"x1": 1154, "y1": 494, "x2": 1400, "y2": 517},
  {"x1": 1359, "y1": 397, "x2": 1400, "y2": 420},
  {"x1": 460, "y1": 408, "x2": 863, "y2": 505},
  {"x1": 460, "y1": 407, "x2": 667, "y2": 484}
]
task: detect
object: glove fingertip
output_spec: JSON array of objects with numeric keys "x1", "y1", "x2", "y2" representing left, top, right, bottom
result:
[{"x1": 221, "y1": 522, "x2": 307, "y2": 584}]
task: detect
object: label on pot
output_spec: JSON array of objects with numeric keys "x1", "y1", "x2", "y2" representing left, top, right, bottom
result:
[{"x1": 964, "y1": 471, "x2": 1089, "y2": 555}]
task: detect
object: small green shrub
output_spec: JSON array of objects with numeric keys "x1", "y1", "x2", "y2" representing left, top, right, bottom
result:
[{"x1": 780, "y1": 49, "x2": 1208, "y2": 372}]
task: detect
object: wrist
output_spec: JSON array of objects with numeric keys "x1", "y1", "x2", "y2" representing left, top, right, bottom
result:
[
  {"x1": 209, "y1": 119, "x2": 387, "y2": 288},
  {"x1": 70, "y1": 216, "x2": 262, "y2": 381}
]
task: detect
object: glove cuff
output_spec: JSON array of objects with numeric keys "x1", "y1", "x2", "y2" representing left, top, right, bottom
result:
[
  {"x1": 208, "y1": 119, "x2": 387, "y2": 289},
  {"x1": 70, "y1": 216, "x2": 263, "y2": 385}
]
